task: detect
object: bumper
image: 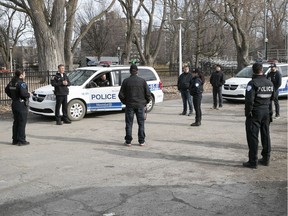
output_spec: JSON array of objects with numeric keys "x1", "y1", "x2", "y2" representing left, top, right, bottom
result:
[
  {"x1": 29, "y1": 100, "x2": 56, "y2": 116},
  {"x1": 222, "y1": 89, "x2": 246, "y2": 101}
]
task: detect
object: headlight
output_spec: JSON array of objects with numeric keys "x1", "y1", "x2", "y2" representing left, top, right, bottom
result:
[
  {"x1": 239, "y1": 84, "x2": 247, "y2": 89},
  {"x1": 45, "y1": 94, "x2": 56, "y2": 101}
]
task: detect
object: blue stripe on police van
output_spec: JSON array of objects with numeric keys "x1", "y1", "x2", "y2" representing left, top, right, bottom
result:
[
  {"x1": 279, "y1": 80, "x2": 288, "y2": 95},
  {"x1": 148, "y1": 83, "x2": 161, "y2": 91},
  {"x1": 87, "y1": 102, "x2": 122, "y2": 110}
]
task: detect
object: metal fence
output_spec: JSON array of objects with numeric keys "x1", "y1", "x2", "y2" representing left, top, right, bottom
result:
[{"x1": 0, "y1": 71, "x2": 56, "y2": 105}]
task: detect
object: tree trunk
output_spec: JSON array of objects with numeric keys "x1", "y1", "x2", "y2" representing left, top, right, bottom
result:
[
  {"x1": 231, "y1": 27, "x2": 250, "y2": 70},
  {"x1": 34, "y1": 29, "x2": 64, "y2": 72},
  {"x1": 28, "y1": 0, "x2": 65, "y2": 72}
]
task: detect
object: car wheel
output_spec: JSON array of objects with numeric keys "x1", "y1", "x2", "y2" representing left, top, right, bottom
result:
[
  {"x1": 67, "y1": 99, "x2": 86, "y2": 121},
  {"x1": 146, "y1": 96, "x2": 155, "y2": 113}
]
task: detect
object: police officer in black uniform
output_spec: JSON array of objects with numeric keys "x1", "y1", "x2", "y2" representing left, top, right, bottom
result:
[
  {"x1": 5, "y1": 70, "x2": 32, "y2": 146},
  {"x1": 51, "y1": 64, "x2": 71, "y2": 125},
  {"x1": 243, "y1": 63, "x2": 274, "y2": 169},
  {"x1": 189, "y1": 68, "x2": 204, "y2": 126},
  {"x1": 97, "y1": 74, "x2": 110, "y2": 87}
]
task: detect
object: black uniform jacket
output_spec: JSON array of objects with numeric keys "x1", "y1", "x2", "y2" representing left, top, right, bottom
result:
[
  {"x1": 51, "y1": 72, "x2": 71, "y2": 95},
  {"x1": 189, "y1": 77, "x2": 203, "y2": 96},
  {"x1": 245, "y1": 75, "x2": 274, "y2": 117},
  {"x1": 5, "y1": 77, "x2": 30, "y2": 101},
  {"x1": 118, "y1": 74, "x2": 151, "y2": 108},
  {"x1": 266, "y1": 70, "x2": 282, "y2": 90}
]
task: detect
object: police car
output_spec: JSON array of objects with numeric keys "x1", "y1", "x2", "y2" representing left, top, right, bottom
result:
[
  {"x1": 222, "y1": 63, "x2": 288, "y2": 101},
  {"x1": 29, "y1": 66, "x2": 164, "y2": 121}
]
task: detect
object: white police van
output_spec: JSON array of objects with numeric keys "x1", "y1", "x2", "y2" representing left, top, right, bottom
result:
[
  {"x1": 29, "y1": 66, "x2": 164, "y2": 121},
  {"x1": 222, "y1": 63, "x2": 288, "y2": 101}
]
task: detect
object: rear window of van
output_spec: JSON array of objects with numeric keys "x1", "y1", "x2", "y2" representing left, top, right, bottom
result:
[{"x1": 138, "y1": 69, "x2": 157, "y2": 81}]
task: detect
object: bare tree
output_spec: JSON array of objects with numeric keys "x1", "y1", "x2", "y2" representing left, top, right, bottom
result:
[
  {"x1": 266, "y1": 0, "x2": 288, "y2": 50},
  {"x1": 0, "y1": 8, "x2": 28, "y2": 70},
  {"x1": 82, "y1": 20, "x2": 110, "y2": 60},
  {"x1": 118, "y1": 0, "x2": 143, "y2": 64},
  {"x1": 66, "y1": 0, "x2": 116, "y2": 70},
  {"x1": 0, "y1": 0, "x2": 116, "y2": 71},
  {"x1": 207, "y1": 0, "x2": 262, "y2": 70},
  {"x1": 132, "y1": 0, "x2": 167, "y2": 66},
  {"x1": 165, "y1": 0, "x2": 182, "y2": 69}
]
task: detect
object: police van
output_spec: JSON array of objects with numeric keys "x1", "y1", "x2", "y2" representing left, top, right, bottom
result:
[
  {"x1": 222, "y1": 63, "x2": 288, "y2": 101},
  {"x1": 29, "y1": 66, "x2": 164, "y2": 121}
]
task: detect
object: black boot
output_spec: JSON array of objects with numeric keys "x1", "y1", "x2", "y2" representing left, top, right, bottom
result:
[
  {"x1": 190, "y1": 122, "x2": 201, "y2": 126},
  {"x1": 56, "y1": 120, "x2": 62, "y2": 125},
  {"x1": 243, "y1": 161, "x2": 257, "y2": 169},
  {"x1": 258, "y1": 158, "x2": 270, "y2": 166},
  {"x1": 63, "y1": 118, "x2": 71, "y2": 124}
]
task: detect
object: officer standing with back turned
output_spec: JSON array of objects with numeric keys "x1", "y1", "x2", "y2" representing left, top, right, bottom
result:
[
  {"x1": 243, "y1": 63, "x2": 274, "y2": 169},
  {"x1": 5, "y1": 70, "x2": 32, "y2": 146}
]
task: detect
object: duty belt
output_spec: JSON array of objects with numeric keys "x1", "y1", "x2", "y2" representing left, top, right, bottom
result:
[{"x1": 13, "y1": 99, "x2": 25, "y2": 102}]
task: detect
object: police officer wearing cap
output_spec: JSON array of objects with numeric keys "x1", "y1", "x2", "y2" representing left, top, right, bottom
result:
[
  {"x1": 266, "y1": 63, "x2": 282, "y2": 119},
  {"x1": 243, "y1": 63, "x2": 274, "y2": 169},
  {"x1": 5, "y1": 70, "x2": 32, "y2": 146}
]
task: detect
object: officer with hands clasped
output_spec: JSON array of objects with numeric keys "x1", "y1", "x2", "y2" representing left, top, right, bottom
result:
[
  {"x1": 5, "y1": 70, "x2": 32, "y2": 146},
  {"x1": 243, "y1": 63, "x2": 274, "y2": 169},
  {"x1": 266, "y1": 63, "x2": 282, "y2": 119},
  {"x1": 51, "y1": 64, "x2": 71, "y2": 125}
]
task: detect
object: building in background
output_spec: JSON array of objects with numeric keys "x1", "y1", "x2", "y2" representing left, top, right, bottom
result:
[{"x1": 80, "y1": 12, "x2": 142, "y2": 66}]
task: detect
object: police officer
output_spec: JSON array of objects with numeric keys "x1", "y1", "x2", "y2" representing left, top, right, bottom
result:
[
  {"x1": 51, "y1": 64, "x2": 71, "y2": 125},
  {"x1": 97, "y1": 74, "x2": 110, "y2": 87},
  {"x1": 189, "y1": 68, "x2": 204, "y2": 126},
  {"x1": 267, "y1": 63, "x2": 282, "y2": 119},
  {"x1": 243, "y1": 63, "x2": 274, "y2": 169},
  {"x1": 5, "y1": 70, "x2": 32, "y2": 146}
]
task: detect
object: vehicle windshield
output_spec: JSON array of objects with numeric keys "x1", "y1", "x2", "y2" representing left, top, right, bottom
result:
[
  {"x1": 235, "y1": 66, "x2": 269, "y2": 78},
  {"x1": 67, "y1": 70, "x2": 96, "y2": 86}
]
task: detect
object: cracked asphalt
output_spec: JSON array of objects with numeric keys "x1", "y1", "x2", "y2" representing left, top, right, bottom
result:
[{"x1": 0, "y1": 94, "x2": 287, "y2": 216}]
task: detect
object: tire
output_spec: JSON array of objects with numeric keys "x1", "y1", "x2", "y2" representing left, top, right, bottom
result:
[
  {"x1": 67, "y1": 99, "x2": 86, "y2": 121},
  {"x1": 146, "y1": 96, "x2": 155, "y2": 113}
]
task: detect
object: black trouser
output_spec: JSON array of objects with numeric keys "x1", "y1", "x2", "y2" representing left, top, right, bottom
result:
[
  {"x1": 245, "y1": 108, "x2": 271, "y2": 165},
  {"x1": 192, "y1": 93, "x2": 202, "y2": 123},
  {"x1": 212, "y1": 86, "x2": 222, "y2": 108},
  {"x1": 55, "y1": 95, "x2": 68, "y2": 121},
  {"x1": 12, "y1": 101, "x2": 28, "y2": 143},
  {"x1": 125, "y1": 106, "x2": 145, "y2": 144},
  {"x1": 273, "y1": 89, "x2": 280, "y2": 116}
]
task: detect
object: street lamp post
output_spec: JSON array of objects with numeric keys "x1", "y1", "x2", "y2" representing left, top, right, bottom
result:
[
  {"x1": 10, "y1": 47, "x2": 13, "y2": 72},
  {"x1": 175, "y1": 17, "x2": 185, "y2": 77},
  {"x1": 265, "y1": 37, "x2": 268, "y2": 60},
  {"x1": 117, "y1": 47, "x2": 121, "y2": 65},
  {"x1": 264, "y1": 0, "x2": 268, "y2": 60}
]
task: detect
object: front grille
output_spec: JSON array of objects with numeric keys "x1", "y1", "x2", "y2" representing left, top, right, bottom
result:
[
  {"x1": 32, "y1": 93, "x2": 46, "y2": 102},
  {"x1": 224, "y1": 84, "x2": 238, "y2": 90},
  {"x1": 222, "y1": 94, "x2": 245, "y2": 98},
  {"x1": 30, "y1": 107, "x2": 53, "y2": 113}
]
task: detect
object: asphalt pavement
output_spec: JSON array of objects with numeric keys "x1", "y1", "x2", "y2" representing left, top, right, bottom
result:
[{"x1": 0, "y1": 94, "x2": 287, "y2": 216}]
